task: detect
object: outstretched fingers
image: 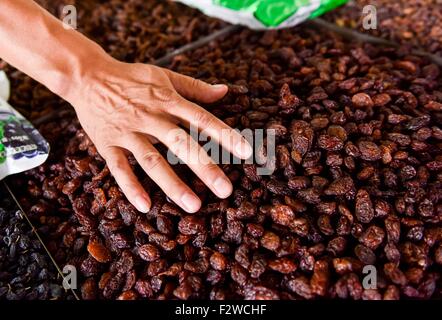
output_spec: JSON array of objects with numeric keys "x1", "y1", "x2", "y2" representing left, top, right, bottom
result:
[
  {"x1": 127, "y1": 133, "x2": 202, "y2": 213},
  {"x1": 157, "y1": 125, "x2": 234, "y2": 200}
]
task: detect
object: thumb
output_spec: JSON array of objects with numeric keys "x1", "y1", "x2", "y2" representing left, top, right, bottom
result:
[{"x1": 165, "y1": 69, "x2": 228, "y2": 103}]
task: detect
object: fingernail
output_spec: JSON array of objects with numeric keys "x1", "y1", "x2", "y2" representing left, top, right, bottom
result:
[
  {"x1": 135, "y1": 195, "x2": 150, "y2": 213},
  {"x1": 213, "y1": 177, "x2": 233, "y2": 198},
  {"x1": 212, "y1": 84, "x2": 227, "y2": 90},
  {"x1": 236, "y1": 140, "x2": 253, "y2": 159},
  {"x1": 181, "y1": 193, "x2": 201, "y2": 213}
]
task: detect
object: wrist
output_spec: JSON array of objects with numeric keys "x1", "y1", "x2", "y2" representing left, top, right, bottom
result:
[{"x1": 50, "y1": 41, "x2": 112, "y2": 105}]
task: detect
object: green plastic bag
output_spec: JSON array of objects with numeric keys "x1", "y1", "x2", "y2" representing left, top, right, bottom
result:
[{"x1": 175, "y1": 0, "x2": 348, "y2": 29}]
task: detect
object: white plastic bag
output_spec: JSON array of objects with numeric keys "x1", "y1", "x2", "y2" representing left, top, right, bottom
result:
[{"x1": 0, "y1": 71, "x2": 50, "y2": 180}]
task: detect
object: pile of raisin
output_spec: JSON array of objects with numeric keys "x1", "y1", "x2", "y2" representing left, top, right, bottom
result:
[
  {"x1": 0, "y1": 187, "x2": 71, "y2": 300},
  {"x1": 323, "y1": 0, "x2": 442, "y2": 56},
  {"x1": 9, "y1": 24, "x2": 441, "y2": 300}
]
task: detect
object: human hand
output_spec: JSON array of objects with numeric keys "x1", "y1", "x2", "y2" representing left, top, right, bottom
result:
[{"x1": 67, "y1": 57, "x2": 252, "y2": 213}]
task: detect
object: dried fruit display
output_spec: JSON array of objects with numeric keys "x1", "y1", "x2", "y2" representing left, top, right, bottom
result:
[
  {"x1": 8, "y1": 23, "x2": 442, "y2": 300},
  {"x1": 322, "y1": 0, "x2": 442, "y2": 56},
  {"x1": 0, "y1": 187, "x2": 71, "y2": 300}
]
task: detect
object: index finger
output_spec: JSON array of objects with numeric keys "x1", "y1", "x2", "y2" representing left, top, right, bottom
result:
[{"x1": 170, "y1": 96, "x2": 253, "y2": 160}]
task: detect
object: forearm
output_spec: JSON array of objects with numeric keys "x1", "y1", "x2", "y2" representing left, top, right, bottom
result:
[{"x1": 0, "y1": 0, "x2": 107, "y2": 101}]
